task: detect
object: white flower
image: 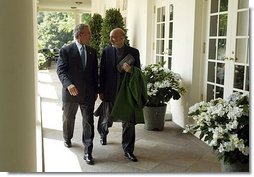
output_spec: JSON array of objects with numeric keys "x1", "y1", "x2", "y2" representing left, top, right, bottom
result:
[
  {"x1": 142, "y1": 61, "x2": 186, "y2": 107},
  {"x1": 184, "y1": 92, "x2": 249, "y2": 164},
  {"x1": 218, "y1": 144, "x2": 225, "y2": 153},
  {"x1": 227, "y1": 107, "x2": 243, "y2": 120}
]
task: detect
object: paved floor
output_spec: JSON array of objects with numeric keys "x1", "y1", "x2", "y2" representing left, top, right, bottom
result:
[{"x1": 38, "y1": 62, "x2": 221, "y2": 173}]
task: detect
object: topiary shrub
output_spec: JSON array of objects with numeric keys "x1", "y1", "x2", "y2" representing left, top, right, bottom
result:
[{"x1": 88, "y1": 13, "x2": 103, "y2": 58}]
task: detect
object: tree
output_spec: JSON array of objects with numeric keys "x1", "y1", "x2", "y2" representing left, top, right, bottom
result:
[
  {"x1": 100, "y1": 8, "x2": 129, "y2": 53},
  {"x1": 82, "y1": 13, "x2": 92, "y2": 24},
  {"x1": 88, "y1": 13, "x2": 103, "y2": 57},
  {"x1": 37, "y1": 12, "x2": 75, "y2": 50}
]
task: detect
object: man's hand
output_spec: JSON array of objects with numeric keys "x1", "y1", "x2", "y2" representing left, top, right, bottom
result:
[
  {"x1": 67, "y1": 84, "x2": 78, "y2": 96},
  {"x1": 123, "y1": 63, "x2": 132, "y2": 73}
]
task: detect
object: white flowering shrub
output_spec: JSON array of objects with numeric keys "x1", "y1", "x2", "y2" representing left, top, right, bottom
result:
[
  {"x1": 183, "y1": 92, "x2": 249, "y2": 164},
  {"x1": 142, "y1": 61, "x2": 186, "y2": 107}
]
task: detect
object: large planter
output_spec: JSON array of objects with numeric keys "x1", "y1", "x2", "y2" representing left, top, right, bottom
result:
[
  {"x1": 143, "y1": 105, "x2": 167, "y2": 131},
  {"x1": 221, "y1": 161, "x2": 249, "y2": 172}
]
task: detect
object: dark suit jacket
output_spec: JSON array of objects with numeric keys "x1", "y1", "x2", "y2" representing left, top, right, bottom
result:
[
  {"x1": 99, "y1": 45, "x2": 140, "y2": 102},
  {"x1": 57, "y1": 42, "x2": 98, "y2": 104}
]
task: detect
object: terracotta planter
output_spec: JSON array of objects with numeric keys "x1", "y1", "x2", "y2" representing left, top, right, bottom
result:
[{"x1": 143, "y1": 105, "x2": 167, "y2": 131}]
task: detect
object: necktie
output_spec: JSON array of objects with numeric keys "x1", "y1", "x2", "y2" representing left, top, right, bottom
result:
[{"x1": 80, "y1": 46, "x2": 86, "y2": 70}]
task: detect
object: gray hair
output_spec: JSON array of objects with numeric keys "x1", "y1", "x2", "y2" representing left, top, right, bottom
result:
[{"x1": 73, "y1": 24, "x2": 90, "y2": 39}]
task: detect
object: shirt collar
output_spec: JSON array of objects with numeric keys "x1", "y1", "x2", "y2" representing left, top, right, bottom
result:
[{"x1": 75, "y1": 41, "x2": 86, "y2": 50}]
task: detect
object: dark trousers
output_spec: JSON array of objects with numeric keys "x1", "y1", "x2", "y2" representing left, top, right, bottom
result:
[
  {"x1": 62, "y1": 102, "x2": 94, "y2": 154},
  {"x1": 122, "y1": 122, "x2": 135, "y2": 153}
]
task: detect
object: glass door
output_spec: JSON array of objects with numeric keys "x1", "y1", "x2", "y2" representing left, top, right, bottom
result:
[
  {"x1": 231, "y1": 0, "x2": 249, "y2": 95},
  {"x1": 205, "y1": 0, "x2": 249, "y2": 101},
  {"x1": 154, "y1": 1, "x2": 174, "y2": 69}
]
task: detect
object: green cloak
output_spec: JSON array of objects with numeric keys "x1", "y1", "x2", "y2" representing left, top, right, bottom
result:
[{"x1": 110, "y1": 67, "x2": 147, "y2": 123}]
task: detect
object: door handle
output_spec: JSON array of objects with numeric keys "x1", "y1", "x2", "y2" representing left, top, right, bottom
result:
[
  {"x1": 229, "y1": 57, "x2": 237, "y2": 61},
  {"x1": 222, "y1": 56, "x2": 228, "y2": 61}
]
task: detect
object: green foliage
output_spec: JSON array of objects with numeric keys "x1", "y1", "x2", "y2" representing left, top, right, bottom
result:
[
  {"x1": 88, "y1": 13, "x2": 103, "y2": 57},
  {"x1": 38, "y1": 50, "x2": 54, "y2": 70},
  {"x1": 37, "y1": 12, "x2": 74, "y2": 50},
  {"x1": 100, "y1": 8, "x2": 129, "y2": 53},
  {"x1": 38, "y1": 53, "x2": 47, "y2": 70},
  {"x1": 82, "y1": 13, "x2": 92, "y2": 24}
]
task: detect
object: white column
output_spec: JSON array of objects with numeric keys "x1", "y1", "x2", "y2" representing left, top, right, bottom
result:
[
  {"x1": 74, "y1": 12, "x2": 82, "y2": 25},
  {"x1": 0, "y1": 0, "x2": 37, "y2": 172}
]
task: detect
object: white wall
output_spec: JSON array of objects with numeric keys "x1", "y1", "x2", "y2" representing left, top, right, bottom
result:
[{"x1": 126, "y1": 0, "x2": 151, "y2": 66}]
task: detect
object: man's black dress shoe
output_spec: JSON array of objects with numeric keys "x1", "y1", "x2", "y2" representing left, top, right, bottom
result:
[
  {"x1": 124, "y1": 152, "x2": 138, "y2": 162},
  {"x1": 64, "y1": 140, "x2": 72, "y2": 148},
  {"x1": 100, "y1": 137, "x2": 107, "y2": 145},
  {"x1": 84, "y1": 154, "x2": 94, "y2": 165}
]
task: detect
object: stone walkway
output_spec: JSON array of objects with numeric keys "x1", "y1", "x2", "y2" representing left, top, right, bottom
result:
[{"x1": 38, "y1": 62, "x2": 221, "y2": 173}]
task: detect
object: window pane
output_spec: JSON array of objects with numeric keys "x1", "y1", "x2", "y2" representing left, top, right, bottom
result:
[
  {"x1": 156, "y1": 56, "x2": 160, "y2": 63},
  {"x1": 220, "y1": 0, "x2": 228, "y2": 12},
  {"x1": 156, "y1": 56, "x2": 163, "y2": 63},
  {"x1": 206, "y1": 84, "x2": 214, "y2": 101},
  {"x1": 156, "y1": 24, "x2": 165, "y2": 38},
  {"x1": 162, "y1": 7, "x2": 165, "y2": 21},
  {"x1": 210, "y1": 15, "x2": 218, "y2": 36},
  {"x1": 238, "y1": 0, "x2": 249, "y2": 9},
  {"x1": 156, "y1": 40, "x2": 164, "y2": 54},
  {"x1": 168, "y1": 57, "x2": 172, "y2": 70},
  {"x1": 219, "y1": 14, "x2": 227, "y2": 36},
  {"x1": 156, "y1": 24, "x2": 160, "y2": 38},
  {"x1": 169, "y1": 4, "x2": 173, "y2": 20},
  {"x1": 237, "y1": 11, "x2": 248, "y2": 36},
  {"x1": 208, "y1": 39, "x2": 216, "y2": 59},
  {"x1": 234, "y1": 65, "x2": 244, "y2": 89},
  {"x1": 157, "y1": 8, "x2": 161, "y2": 22},
  {"x1": 210, "y1": 0, "x2": 218, "y2": 13},
  {"x1": 169, "y1": 22, "x2": 173, "y2": 38},
  {"x1": 207, "y1": 62, "x2": 215, "y2": 82},
  {"x1": 216, "y1": 63, "x2": 225, "y2": 85},
  {"x1": 215, "y1": 86, "x2": 224, "y2": 98},
  {"x1": 161, "y1": 23, "x2": 165, "y2": 38},
  {"x1": 157, "y1": 7, "x2": 165, "y2": 22},
  {"x1": 168, "y1": 40, "x2": 172, "y2": 55},
  {"x1": 235, "y1": 38, "x2": 247, "y2": 64},
  {"x1": 217, "y1": 39, "x2": 226, "y2": 60}
]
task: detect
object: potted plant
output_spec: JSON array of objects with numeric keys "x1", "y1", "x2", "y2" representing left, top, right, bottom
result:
[
  {"x1": 141, "y1": 61, "x2": 186, "y2": 130},
  {"x1": 183, "y1": 92, "x2": 249, "y2": 172}
]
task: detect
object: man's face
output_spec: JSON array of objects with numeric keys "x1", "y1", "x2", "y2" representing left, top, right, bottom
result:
[
  {"x1": 79, "y1": 27, "x2": 91, "y2": 45},
  {"x1": 110, "y1": 30, "x2": 124, "y2": 48}
]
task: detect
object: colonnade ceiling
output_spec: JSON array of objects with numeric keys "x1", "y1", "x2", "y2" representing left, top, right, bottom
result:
[{"x1": 37, "y1": 0, "x2": 91, "y2": 12}]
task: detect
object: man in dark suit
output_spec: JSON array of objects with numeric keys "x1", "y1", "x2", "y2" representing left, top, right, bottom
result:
[
  {"x1": 56, "y1": 24, "x2": 98, "y2": 165},
  {"x1": 99, "y1": 28, "x2": 141, "y2": 162}
]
